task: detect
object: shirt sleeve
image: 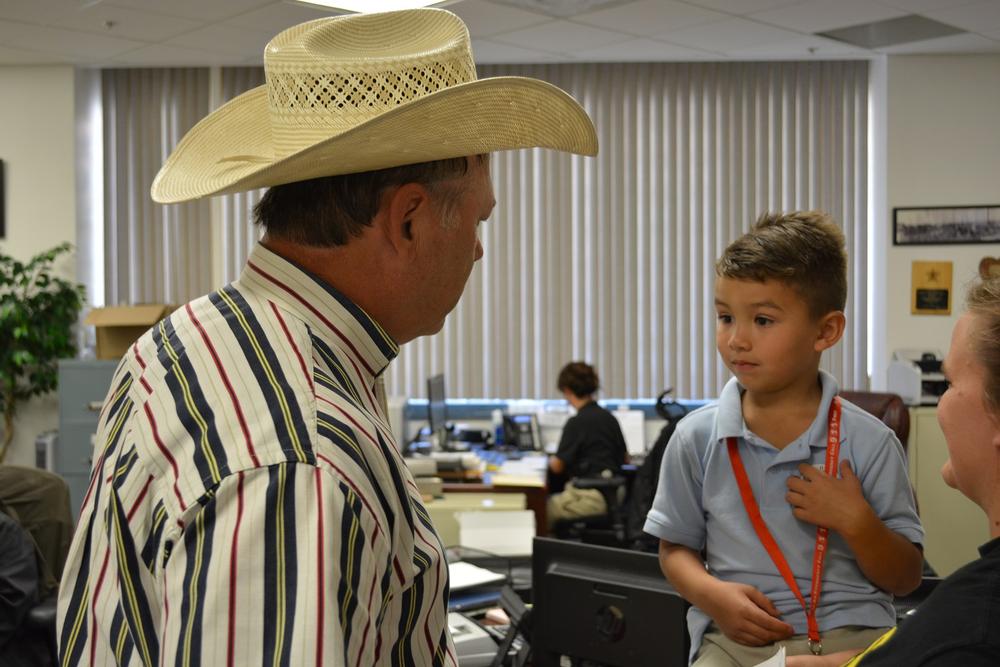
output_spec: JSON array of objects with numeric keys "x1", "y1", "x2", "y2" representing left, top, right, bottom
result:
[
  {"x1": 855, "y1": 430, "x2": 925, "y2": 546},
  {"x1": 555, "y1": 416, "x2": 582, "y2": 467},
  {"x1": 642, "y1": 424, "x2": 707, "y2": 550},
  {"x1": 159, "y1": 462, "x2": 390, "y2": 666}
]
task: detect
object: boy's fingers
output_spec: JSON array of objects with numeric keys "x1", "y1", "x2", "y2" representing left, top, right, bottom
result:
[
  {"x1": 746, "y1": 587, "x2": 783, "y2": 618},
  {"x1": 839, "y1": 460, "x2": 856, "y2": 480}
]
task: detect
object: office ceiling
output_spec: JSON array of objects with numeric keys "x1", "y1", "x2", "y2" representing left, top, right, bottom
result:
[{"x1": 0, "y1": 0, "x2": 998, "y2": 67}]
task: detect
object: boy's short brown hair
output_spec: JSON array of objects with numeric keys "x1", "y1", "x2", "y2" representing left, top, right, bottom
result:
[{"x1": 716, "y1": 210, "x2": 847, "y2": 319}]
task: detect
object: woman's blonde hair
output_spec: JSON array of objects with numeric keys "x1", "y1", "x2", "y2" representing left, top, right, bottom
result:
[{"x1": 964, "y1": 276, "x2": 1000, "y2": 419}]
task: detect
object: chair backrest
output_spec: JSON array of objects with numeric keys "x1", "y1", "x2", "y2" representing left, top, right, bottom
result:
[{"x1": 839, "y1": 390, "x2": 910, "y2": 453}]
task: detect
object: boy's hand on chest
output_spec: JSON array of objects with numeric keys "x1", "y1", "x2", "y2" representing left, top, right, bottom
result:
[{"x1": 784, "y1": 460, "x2": 873, "y2": 536}]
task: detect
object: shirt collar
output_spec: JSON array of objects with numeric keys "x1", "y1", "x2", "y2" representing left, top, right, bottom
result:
[
  {"x1": 715, "y1": 370, "x2": 842, "y2": 449},
  {"x1": 237, "y1": 243, "x2": 399, "y2": 381}
]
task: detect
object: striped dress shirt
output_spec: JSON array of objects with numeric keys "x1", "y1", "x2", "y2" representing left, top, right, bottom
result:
[{"x1": 57, "y1": 243, "x2": 457, "y2": 666}]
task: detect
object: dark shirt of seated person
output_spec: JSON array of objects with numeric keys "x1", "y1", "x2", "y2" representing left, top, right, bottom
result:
[
  {"x1": 548, "y1": 361, "x2": 628, "y2": 526},
  {"x1": 788, "y1": 277, "x2": 1000, "y2": 667}
]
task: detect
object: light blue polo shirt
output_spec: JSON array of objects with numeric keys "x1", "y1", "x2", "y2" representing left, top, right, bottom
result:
[{"x1": 644, "y1": 371, "x2": 924, "y2": 663}]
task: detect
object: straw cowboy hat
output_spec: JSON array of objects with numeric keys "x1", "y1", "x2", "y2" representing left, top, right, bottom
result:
[{"x1": 151, "y1": 8, "x2": 598, "y2": 204}]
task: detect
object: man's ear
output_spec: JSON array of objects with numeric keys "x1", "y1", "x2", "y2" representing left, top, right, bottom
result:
[
  {"x1": 814, "y1": 310, "x2": 846, "y2": 352},
  {"x1": 382, "y1": 182, "x2": 435, "y2": 255}
]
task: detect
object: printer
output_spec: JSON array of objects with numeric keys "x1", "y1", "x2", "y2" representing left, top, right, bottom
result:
[{"x1": 887, "y1": 349, "x2": 948, "y2": 406}]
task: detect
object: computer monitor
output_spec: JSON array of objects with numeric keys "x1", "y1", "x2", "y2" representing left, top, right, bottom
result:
[
  {"x1": 426, "y1": 373, "x2": 448, "y2": 441},
  {"x1": 531, "y1": 537, "x2": 689, "y2": 667}
]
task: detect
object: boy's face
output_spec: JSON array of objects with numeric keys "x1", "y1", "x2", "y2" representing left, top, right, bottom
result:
[{"x1": 714, "y1": 277, "x2": 833, "y2": 398}]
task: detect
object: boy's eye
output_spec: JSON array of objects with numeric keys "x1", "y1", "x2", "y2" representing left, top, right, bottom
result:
[
  {"x1": 717, "y1": 314, "x2": 732, "y2": 324},
  {"x1": 754, "y1": 316, "x2": 773, "y2": 326}
]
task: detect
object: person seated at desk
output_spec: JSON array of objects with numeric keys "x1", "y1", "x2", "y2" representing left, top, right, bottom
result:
[{"x1": 547, "y1": 361, "x2": 628, "y2": 527}]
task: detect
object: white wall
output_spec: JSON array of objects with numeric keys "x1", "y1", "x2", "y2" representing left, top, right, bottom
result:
[
  {"x1": 0, "y1": 65, "x2": 77, "y2": 465},
  {"x1": 884, "y1": 55, "x2": 1000, "y2": 373}
]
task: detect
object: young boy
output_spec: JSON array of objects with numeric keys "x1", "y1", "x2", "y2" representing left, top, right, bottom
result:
[{"x1": 644, "y1": 211, "x2": 924, "y2": 666}]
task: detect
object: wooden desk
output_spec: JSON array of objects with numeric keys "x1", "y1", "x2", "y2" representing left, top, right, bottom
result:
[{"x1": 442, "y1": 481, "x2": 549, "y2": 537}]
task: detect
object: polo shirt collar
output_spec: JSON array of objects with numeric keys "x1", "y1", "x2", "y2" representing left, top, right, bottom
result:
[
  {"x1": 238, "y1": 243, "x2": 399, "y2": 380},
  {"x1": 715, "y1": 370, "x2": 842, "y2": 452}
]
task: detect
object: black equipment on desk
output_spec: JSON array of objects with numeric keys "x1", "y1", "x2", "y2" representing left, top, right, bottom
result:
[
  {"x1": 502, "y1": 414, "x2": 541, "y2": 451},
  {"x1": 531, "y1": 537, "x2": 689, "y2": 667},
  {"x1": 427, "y1": 373, "x2": 449, "y2": 447}
]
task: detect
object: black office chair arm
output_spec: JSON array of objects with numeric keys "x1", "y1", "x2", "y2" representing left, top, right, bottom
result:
[{"x1": 572, "y1": 476, "x2": 626, "y2": 491}]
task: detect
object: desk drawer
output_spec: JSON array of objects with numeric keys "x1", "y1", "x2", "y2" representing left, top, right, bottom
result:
[{"x1": 58, "y1": 360, "x2": 119, "y2": 425}]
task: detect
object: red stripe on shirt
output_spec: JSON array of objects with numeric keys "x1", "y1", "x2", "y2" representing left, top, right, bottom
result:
[
  {"x1": 227, "y1": 471, "x2": 245, "y2": 667},
  {"x1": 143, "y1": 403, "x2": 187, "y2": 511},
  {"x1": 247, "y1": 259, "x2": 375, "y2": 376},
  {"x1": 90, "y1": 547, "x2": 112, "y2": 665},
  {"x1": 314, "y1": 468, "x2": 326, "y2": 667},
  {"x1": 270, "y1": 301, "x2": 314, "y2": 394},
  {"x1": 186, "y1": 303, "x2": 260, "y2": 467},
  {"x1": 126, "y1": 476, "x2": 153, "y2": 522},
  {"x1": 315, "y1": 453, "x2": 385, "y2": 542}
]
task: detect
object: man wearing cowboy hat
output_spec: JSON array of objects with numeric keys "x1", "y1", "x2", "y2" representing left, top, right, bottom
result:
[{"x1": 57, "y1": 8, "x2": 596, "y2": 666}]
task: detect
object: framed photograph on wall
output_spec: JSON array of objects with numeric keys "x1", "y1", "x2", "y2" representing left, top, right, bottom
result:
[{"x1": 894, "y1": 205, "x2": 1000, "y2": 245}]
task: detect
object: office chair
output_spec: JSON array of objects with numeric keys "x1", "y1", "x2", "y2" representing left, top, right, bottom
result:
[
  {"x1": 552, "y1": 472, "x2": 630, "y2": 547},
  {"x1": 838, "y1": 390, "x2": 910, "y2": 452},
  {"x1": 839, "y1": 390, "x2": 936, "y2": 577}
]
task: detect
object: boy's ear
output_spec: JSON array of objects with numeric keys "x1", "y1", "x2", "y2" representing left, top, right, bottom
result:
[{"x1": 814, "y1": 311, "x2": 846, "y2": 352}]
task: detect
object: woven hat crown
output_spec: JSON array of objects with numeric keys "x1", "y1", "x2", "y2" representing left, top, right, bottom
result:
[
  {"x1": 265, "y1": 11, "x2": 476, "y2": 159},
  {"x1": 151, "y1": 8, "x2": 597, "y2": 203}
]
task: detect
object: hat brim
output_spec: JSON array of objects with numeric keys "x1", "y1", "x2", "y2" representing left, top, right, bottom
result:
[{"x1": 151, "y1": 76, "x2": 598, "y2": 203}]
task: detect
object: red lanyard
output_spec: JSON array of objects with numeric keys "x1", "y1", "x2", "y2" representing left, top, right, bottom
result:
[{"x1": 726, "y1": 396, "x2": 842, "y2": 656}]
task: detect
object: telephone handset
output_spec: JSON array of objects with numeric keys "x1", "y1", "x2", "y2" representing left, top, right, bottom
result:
[{"x1": 502, "y1": 414, "x2": 541, "y2": 451}]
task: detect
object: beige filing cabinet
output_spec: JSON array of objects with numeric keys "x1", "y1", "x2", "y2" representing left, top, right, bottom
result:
[
  {"x1": 908, "y1": 407, "x2": 990, "y2": 576},
  {"x1": 425, "y1": 492, "x2": 526, "y2": 549}
]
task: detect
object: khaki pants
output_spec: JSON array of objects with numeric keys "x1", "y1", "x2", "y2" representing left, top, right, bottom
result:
[
  {"x1": 694, "y1": 625, "x2": 892, "y2": 667},
  {"x1": 0, "y1": 465, "x2": 74, "y2": 595},
  {"x1": 547, "y1": 481, "x2": 607, "y2": 527}
]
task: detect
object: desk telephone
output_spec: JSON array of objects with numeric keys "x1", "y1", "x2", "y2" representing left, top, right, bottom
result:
[{"x1": 502, "y1": 414, "x2": 541, "y2": 451}]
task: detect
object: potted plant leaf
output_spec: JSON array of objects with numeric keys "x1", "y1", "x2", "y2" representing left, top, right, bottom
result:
[{"x1": 0, "y1": 243, "x2": 85, "y2": 463}]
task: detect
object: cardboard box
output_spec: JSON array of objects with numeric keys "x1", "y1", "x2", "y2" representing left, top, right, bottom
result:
[{"x1": 84, "y1": 304, "x2": 176, "y2": 360}]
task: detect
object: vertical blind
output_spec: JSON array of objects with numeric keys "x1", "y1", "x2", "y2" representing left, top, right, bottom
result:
[
  {"x1": 388, "y1": 61, "x2": 869, "y2": 399},
  {"x1": 102, "y1": 68, "x2": 212, "y2": 305},
  {"x1": 100, "y1": 60, "x2": 868, "y2": 400}
]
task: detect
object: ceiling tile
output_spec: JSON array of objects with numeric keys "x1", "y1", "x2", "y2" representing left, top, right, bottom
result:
[
  {"x1": 163, "y1": 23, "x2": 275, "y2": 57},
  {"x1": 0, "y1": 20, "x2": 144, "y2": 60},
  {"x1": 448, "y1": 0, "x2": 550, "y2": 38},
  {"x1": 45, "y1": 4, "x2": 202, "y2": 42},
  {"x1": 491, "y1": 18, "x2": 631, "y2": 51},
  {"x1": 925, "y1": 1, "x2": 1000, "y2": 33},
  {"x1": 472, "y1": 37, "x2": 568, "y2": 63},
  {"x1": 751, "y1": 0, "x2": 907, "y2": 33},
  {"x1": 570, "y1": 36, "x2": 720, "y2": 61},
  {"x1": 681, "y1": 0, "x2": 803, "y2": 14},
  {"x1": 574, "y1": 0, "x2": 727, "y2": 37},
  {"x1": 880, "y1": 0, "x2": 983, "y2": 12},
  {"x1": 878, "y1": 30, "x2": 1000, "y2": 52},
  {"x1": 726, "y1": 34, "x2": 870, "y2": 58},
  {"x1": 105, "y1": 0, "x2": 272, "y2": 23},
  {"x1": 222, "y1": 1, "x2": 345, "y2": 34},
  {"x1": 104, "y1": 43, "x2": 250, "y2": 66},
  {"x1": 659, "y1": 17, "x2": 804, "y2": 50},
  {"x1": 0, "y1": 0, "x2": 83, "y2": 25}
]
